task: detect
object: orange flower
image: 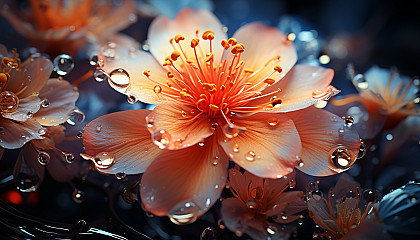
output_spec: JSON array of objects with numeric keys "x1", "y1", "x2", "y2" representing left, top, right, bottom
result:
[
  {"x1": 221, "y1": 168, "x2": 306, "y2": 239},
  {"x1": 0, "y1": 0, "x2": 137, "y2": 57},
  {"x1": 83, "y1": 9, "x2": 361, "y2": 223},
  {"x1": 331, "y1": 65, "x2": 419, "y2": 139},
  {"x1": 307, "y1": 174, "x2": 379, "y2": 239}
]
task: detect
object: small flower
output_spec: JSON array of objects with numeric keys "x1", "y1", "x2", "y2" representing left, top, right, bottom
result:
[
  {"x1": 83, "y1": 9, "x2": 361, "y2": 223},
  {"x1": 221, "y1": 168, "x2": 306, "y2": 239},
  {"x1": 0, "y1": 0, "x2": 138, "y2": 57},
  {"x1": 331, "y1": 65, "x2": 419, "y2": 139},
  {"x1": 307, "y1": 174, "x2": 379, "y2": 239}
]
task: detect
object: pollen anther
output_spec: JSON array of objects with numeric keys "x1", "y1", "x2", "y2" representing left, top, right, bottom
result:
[
  {"x1": 228, "y1": 38, "x2": 237, "y2": 46},
  {"x1": 174, "y1": 34, "x2": 185, "y2": 43},
  {"x1": 264, "y1": 78, "x2": 275, "y2": 85},
  {"x1": 171, "y1": 50, "x2": 181, "y2": 61},
  {"x1": 202, "y1": 30, "x2": 215, "y2": 40},
  {"x1": 143, "y1": 70, "x2": 151, "y2": 77},
  {"x1": 209, "y1": 104, "x2": 219, "y2": 111},
  {"x1": 191, "y1": 38, "x2": 200, "y2": 48},
  {"x1": 274, "y1": 65, "x2": 283, "y2": 73}
]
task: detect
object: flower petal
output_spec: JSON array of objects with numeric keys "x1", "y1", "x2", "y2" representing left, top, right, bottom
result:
[
  {"x1": 83, "y1": 109, "x2": 160, "y2": 175},
  {"x1": 148, "y1": 8, "x2": 227, "y2": 66},
  {"x1": 248, "y1": 65, "x2": 335, "y2": 112},
  {"x1": 231, "y1": 22, "x2": 297, "y2": 88},
  {"x1": 220, "y1": 113, "x2": 301, "y2": 178},
  {"x1": 1, "y1": 94, "x2": 40, "y2": 122},
  {"x1": 287, "y1": 107, "x2": 361, "y2": 176},
  {"x1": 146, "y1": 103, "x2": 213, "y2": 149},
  {"x1": 140, "y1": 135, "x2": 228, "y2": 222},
  {"x1": 0, "y1": 117, "x2": 44, "y2": 149},
  {"x1": 33, "y1": 78, "x2": 79, "y2": 126}
]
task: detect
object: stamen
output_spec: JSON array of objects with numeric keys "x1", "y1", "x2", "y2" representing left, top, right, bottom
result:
[
  {"x1": 171, "y1": 50, "x2": 181, "y2": 61},
  {"x1": 202, "y1": 30, "x2": 215, "y2": 40},
  {"x1": 174, "y1": 34, "x2": 185, "y2": 43}
]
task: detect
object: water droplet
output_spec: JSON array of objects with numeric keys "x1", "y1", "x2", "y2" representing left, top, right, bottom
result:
[
  {"x1": 329, "y1": 146, "x2": 356, "y2": 170},
  {"x1": 271, "y1": 98, "x2": 282, "y2": 108},
  {"x1": 268, "y1": 117, "x2": 279, "y2": 126},
  {"x1": 67, "y1": 108, "x2": 85, "y2": 125},
  {"x1": 200, "y1": 227, "x2": 219, "y2": 240},
  {"x1": 309, "y1": 190, "x2": 323, "y2": 201},
  {"x1": 168, "y1": 201, "x2": 200, "y2": 225},
  {"x1": 38, "y1": 128, "x2": 46, "y2": 135},
  {"x1": 338, "y1": 127, "x2": 345, "y2": 135},
  {"x1": 95, "y1": 125, "x2": 102, "y2": 132},
  {"x1": 342, "y1": 116, "x2": 354, "y2": 127},
  {"x1": 109, "y1": 68, "x2": 130, "y2": 88},
  {"x1": 245, "y1": 151, "x2": 256, "y2": 161},
  {"x1": 76, "y1": 131, "x2": 83, "y2": 138},
  {"x1": 89, "y1": 55, "x2": 99, "y2": 66},
  {"x1": 222, "y1": 124, "x2": 239, "y2": 138},
  {"x1": 181, "y1": 110, "x2": 187, "y2": 117},
  {"x1": 152, "y1": 130, "x2": 172, "y2": 149},
  {"x1": 357, "y1": 141, "x2": 366, "y2": 159},
  {"x1": 53, "y1": 54, "x2": 74, "y2": 75},
  {"x1": 363, "y1": 189, "x2": 377, "y2": 203},
  {"x1": 232, "y1": 143, "x2": 240, "y2": 153},
  {"x1": 41, "y1": 99, "x2": 49, "y2": 107},
  {"x1": 153, "y1": 85, "x2": 162, "y2": 93},
  {"x1": 38, "y1": 151, "x2": 50, "y2": 165},
  {"x1": 212, "y1": 156, "x2": 220, "y2": 166},
  {"x1": 354, "y1": 74, "x2": 368, "y2": 89},
  {"x1": 198, "y1": 142, "x2": 205, "y2": 147},
  {"x1": 26, "y1": 111, "x2": 33, "y2": 119},
  {"x1": 246, "y1": 200, "x2": 256, "y2": 208},
  {"x1": 289, "y1": 179, "x2": 296, "y2": 188},
  {"x1": 235, "y1": 230, "x2": 243, "y2": 237},
  {"x1": 121, "y1": 187, "x2": 137, "y2": 204},
  {"x1": 116, "y1": 172, "x2": 126, "y2": 180},
  {"x1": 66, "y1": 153, "x2": 75, "y2": 163},
  {"x1": 94, "y1": 69, "x2": 108, "y2": 82},
  {"x1": 73, "y1": 189, "x2": 84, "y2": 203},
  {"x1": 386, "y1": 133, "x2": 393, "y2": 141},
  {"x1": 217, "y1": 219, "x2": 226, "y2": 229},
  {"x1": 211, "y1": 122, "x2": 218, "y2": 130},
  {"x1": 127, "y1": 95, "x2": 137, "y2": 104},
  {"x1": 312, "y1": 89, "x2": 327, "y2": 99},
  {"x1": 94, "y1": 152, "x2": 115, "y2": 169},
  {"x1": 0, "y1": 91, "x2": 19, "y2": 113},
  {"x1": 266, "y1": 225, "x2": 278, "y2": 235}
]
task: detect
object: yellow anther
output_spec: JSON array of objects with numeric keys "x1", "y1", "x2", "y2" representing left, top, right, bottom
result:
[
  {"x1": 274, "y1": 65, "x2": 283, "y2": 73},
  {"x1": 228, "y1": 38, "x2": 237, "y2": 46},
  {"x1": 182, "y1": 88, "x2": 188, "y2": 92},
  {"x1": 191, "y1": 38, "x2": 200, "y2": 48},
  {"x1": 143, "y1": 70, "x2": 151, "y2": 77},
  {"x1": 271, "y1": 98, "x2": 282, "y2": 108},
  {"x1": 197, "y1": 99, "x2": 206, "y2": 105},
  {"x1": 166, "y1": 80, "x2": 172, "y2": 87},
  {"x1": 205, "y1": 53, "x2": 214, "y2": 62},
  {"x1": 220, "y1": 85, "x2": 226, "y2": 91},
  {"x1": 221, "y1": 39, "x2": 229, "y2": 49},
  {"x1": 202, "y1": 30, "x2": 215, "y2": 40},
  {"x1": 231, "y1": 44, "x2": 245, "y2": 54},
  {"x1": 174, "y1": 34, "x2": 185, "y2": 43},
  {"x1": 180, "y1": 91, "x2": 192, "y2": 99},
  {"x1": 235, "y1": 60, "x2": 244, "y2": 69},
  {"x1": 186, "y1": 59, "x2": 194, "y2": 64},
  {"x1": 0, "y1": 73, "x2": 8, "y2": 83},
  {"x1": 167, "y1": 72, "x2": 174, "y2": 78},
  {"x1": 169, "y1": 38, "x2": 174, "y2": 44},
  {"x1": 1, "y1": 57, "x2": 13, "y2": 70},
  {"x1": 153, "y1": 85, "x2": 162, "y2": 93},
  {"x1": 264, "y1": 78, "x2": 275, "y2": 85},
  {"x1": 171, "y1": 50, "x2": 181, "y2": 61},
  {"x1": 163, "y1": 61, "x2": 172, "y2": 66},
  {"x1": 165, "y1": 56, "x2": 173, "y2": 62},
  {"x1": 195, "y1": 29, "x2": 199, "y2": 35},
  {"x1": 244, "y1": 68, "x2": 254, "y2": 74},
  {"x1": 221, "y1": 103, "x2": 228, "y2": 109},
  {"x1": 202, "y1": 83, "x2": 217, "y2": 91},
  {"x1": 209, "y1": 104, "x2": 219, "y2": 111}
]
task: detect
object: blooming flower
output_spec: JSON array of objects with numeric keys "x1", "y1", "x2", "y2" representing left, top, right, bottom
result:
[
  {"x1": 83, "y1": 9, "x2": 361, "y2": 223},
  {"x1": 0, "y1": 0, "x2": 138, "y2": 57},
  {"x1": 331, "y1": 65, "x2": 420, "y2": 139},
  {"x1": 221, "y1": 168, "x2": 306, "y2": 239},
  {"x1": 307, "y1": 174, "x2": 381, "y2": 239}
]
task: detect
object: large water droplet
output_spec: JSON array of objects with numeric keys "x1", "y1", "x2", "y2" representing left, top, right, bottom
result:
[
  {"x1": 200, "y1": 227, "x2": 219, "y2": 240},
  {"x1": 222, "y1": 124, "x2": 239, "y2": 138},
  {"x1": 329, "y1": 146, "x2": 356, "y2": 170},
  {"x1": 94, "y1": 152, "x2": 115, "y2": 169},
  {"x1": 168, "y1": 201, "x2": 200, "y2": 225},
  {"x1": 14, "y1": 146, "x2": 45, "y2": 192},
  {"x1": 53, "y1": 54, "x2": 74, "y2": 75},
  {"x1": 67, "y1": 108, "x2": 85, "y2": 125},
  {"x1": 38, "y1": 151, "x2": 50, "y2": 165},
  {"x1": 94, "y1": 69, "x2": 108, "y2": 82},
  {"x1": 245, "y1": 151, "x2": 256, "y2": 161},
  {"x1": 73, "y1": 189, "x2": 84, "y2": 203},
  {"x1": 246, "y1": 200, "x2": 256, "y2": 208},
  {"x1": 354, "y1": 74, "x2": 368, "y2": 89},
  {"x1": 109, "y1": 68, "x2": 130, "y2": 88},
  {"x1": 0, "y1": 91, "x2": 19, "y2": 113},
  {"x1": 152, "y1": 130, "x2": 171, "y2": 149}
]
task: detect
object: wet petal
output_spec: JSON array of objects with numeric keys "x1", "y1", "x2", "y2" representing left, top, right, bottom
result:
[
  {"x1": 146, "y1": 103, "x2": 213, "y2": 149},
  {"x1": 15, "y1": 58, "x2": 54, "y2": 98},
  {"x1": 0, "y1": 117, "x2": 44, "y2": 149},
  {"x1": 13, "y1": 143, "x2": 45, "y2": 192},
  {"x1": 1, "y1": 94, "x2": 40, "y2": 122},
  {"x1": 98, "y1": 45, "x2": 178, "y2": 104},
  {"x1": 83, "y1": 109, "x2": 160, "y2": 174},
  {"x1": 148, "y1": 8, "x2": 227, "y2": 65},
  {"x1": 34, "y1": 78, "x2": 79, "y2": 126},
  {"x1": 342, "y1": 219, "x2": 393, "y2": 240},
  {"x1": 308, "y1": 195, "x2": 342, "y2": 235},
  {"x1": 220, "y1": 113, "x2": 301, "y2": 178},
  {"x1": 287, "y1": 107, "x2": 361, "y2": 176},
  {"x1": 231, "y1": 22, "x2": 297, "y2": 88},
  {"x1": 221, "y1": 197, "x2": 252, "y2": 233},
  {"x1": 140, "y1": 136, "x2": 228, "y2": 221},
  {"x1": 268, "y1": 191, "x2": 306, "y2": 223},
  {"x1": 248, "y1": 65, "x2": 334, "y2": 112}
]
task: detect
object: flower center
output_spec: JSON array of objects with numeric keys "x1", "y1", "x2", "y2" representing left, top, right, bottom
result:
[
  {"x1": 0, "y1": 56, "x2": 23, "y2": 114},
  {"x1": 144, "y1": 29, "x2": 286, "y2": 126}
]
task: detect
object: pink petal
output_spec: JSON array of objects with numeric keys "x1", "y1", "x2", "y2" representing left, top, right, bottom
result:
[
  {"x1": 287, "y1": 107, "x2": 361, "y2": 176},
  {"x1": 267, "y1": 191, "x2": 306, "y2": 223},
  {"x1": 148, "y1": 8, "x2": 227, "y2": 66},
  {"x1": 228, "y1": 168, "x2": 249, "y2": 202},
  {"x1": 0, "y1": 117, "x2": 44, "y2": 149},
  {"x1": 146, "y1": 103, "x2": 213, "y2": 149},
  {"x1": 98, "y1": 45, "x2": 178, "y2": 104},
  {"x1": 231, "y1": 22, "x2": 297, "y2": 88},
  {"x1": 342, "y1": 219, "x2": 393, "y2": 240},
  {"x1": 220, "y1": 113, "x2": 301, "y2": 178},
  {"x1": 248, "y1": 65, "x2": 335, "y2": 112},
  {"x1": 34, "y1": 78, "x2": 79, "y2": 126},
  {"x1": 15, "y1": 58, "x2": 53, "y2": 98},
  {"x1": 14, "y1": 143, "x2": 45, "y2": 192},
  {"x1": 83, "y1": 110, "x2": 160, "y2": 175},
  {"x1": 262, "y1": 171, "x2": 296, "y2": 205},
  {"x1": 140, "y1": 136, "x2": 228, "y2": 222},
  {"x1": 1, "y1": 94, "x2": 40, "y2": 122}
]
